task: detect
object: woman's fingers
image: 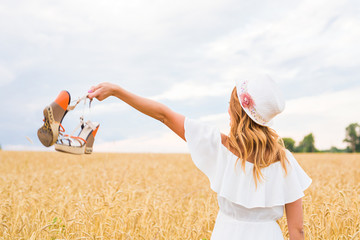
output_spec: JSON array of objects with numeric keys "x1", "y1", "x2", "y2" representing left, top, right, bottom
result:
[
  {"x1": 87, "y1": 87, "x2": 100, "y2": 100},
  {"x1": 87, "y1": 83, "x2": 112, "y2": 101},
  {"x1": 87, "y1": 93, "x2": 94, "y2": 100}
]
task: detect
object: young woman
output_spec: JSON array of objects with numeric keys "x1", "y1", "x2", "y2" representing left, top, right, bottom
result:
[{"x1": 87, "y1": 76, "x2": 312, "y2": 240}]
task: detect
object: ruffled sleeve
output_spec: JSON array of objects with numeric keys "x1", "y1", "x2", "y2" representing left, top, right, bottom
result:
[
  {"x1": 185, "y1": 117, "x2": 312, "y2": 208},
  {"x1": 281, "y1": 150, "x2": 312, "y2": 204},
  {"x1": 184, "y1": 117, "x2": 223, "y2": 183},
  {"x1": 214, "y1": 149, "x2": 312, "y2": 208}
]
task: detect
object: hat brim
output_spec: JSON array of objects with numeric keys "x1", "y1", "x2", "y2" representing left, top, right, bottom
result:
[
  {"x1": 240, "y1": 103, "x2": 273, "y2": 127},
  {"x1": 236, "y1": 81, "x2": 273, "y2": 127}
]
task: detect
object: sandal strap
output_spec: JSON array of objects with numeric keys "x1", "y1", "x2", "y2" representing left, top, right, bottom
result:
[
  {"x1": 70, "y1": 136, "x2": 87, "y2": 144},
  {"x1": 58, "y1": 120, "x2": 95, "y2": 145},
  {"x1": 59, "y1": 123, "x2": 65, "y2": 132},
  {"x1": 55, "y1": 93, "x2": 97, "y2": 149},
  {"x1": 67, "y1": 94, "x2": 92, "y2": 111},
  {"x1": 66, "y1": 93, "x2": 93, "y2": 137},
  {"x1": 60, "y1": 134, "x2": 87, "y2": 146},
  {"x1": 86, "y1": 120, "x2": 98, "y2": 131},
  {"x1": 69, "y1": 118, "x2": 85, "y2": 137}
]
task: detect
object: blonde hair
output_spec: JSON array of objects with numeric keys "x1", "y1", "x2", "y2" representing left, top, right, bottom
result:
[{"x1": 227, "y1": 87, "x2": 288, "y2": 186}]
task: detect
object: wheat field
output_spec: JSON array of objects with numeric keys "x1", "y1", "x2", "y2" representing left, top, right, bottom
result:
[{"x1": 0, "y1": 151, "x2": 359, "y2": 240}]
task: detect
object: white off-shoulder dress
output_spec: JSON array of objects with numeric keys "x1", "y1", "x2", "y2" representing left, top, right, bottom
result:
[{"x1": 184, "y1": 118, "x2": 312, "y2": 240}]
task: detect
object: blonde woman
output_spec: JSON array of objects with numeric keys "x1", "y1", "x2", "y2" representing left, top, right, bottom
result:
[{"x1": 88, "y1": 76, "x2": 311, "y2": 240}]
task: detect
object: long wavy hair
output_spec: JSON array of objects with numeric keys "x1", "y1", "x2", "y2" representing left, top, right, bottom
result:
[{"x1": 227, "y1": 87, "x2": 288, "y2": 186}]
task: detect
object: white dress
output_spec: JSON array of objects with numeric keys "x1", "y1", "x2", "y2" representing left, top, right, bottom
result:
[{"x1": 184, "y1": 118, "x2": 312, "y2": 240}]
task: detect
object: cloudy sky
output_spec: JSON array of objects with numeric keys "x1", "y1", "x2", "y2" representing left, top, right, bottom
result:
[{"x1": 0, "y1": 0, "x2": 359, "y2": 152}]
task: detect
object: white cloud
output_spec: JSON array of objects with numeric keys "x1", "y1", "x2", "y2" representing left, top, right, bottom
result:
[
  {"x1": 94, "y1": 131, "x2": 187, "y2": 153},
  {"x1": 203, "y1": 0, "x2": 360, "y2": 83},
  {"x1": 281, "y1": 87, "x2": 360, "y2": 116},
  {"x1": 0, "y1": 65, "x2": 15, "y2": 86},
  {"x1": 71, "y1": 101, "x2": 128, "y2": 116},
  {"x1": 273, "y1": 86, "x2": 360, "y2": 149},
  {"x1": 199, "y1": 113, "x2": 230, "y2": 134},
  {"x1": 151, "y1": 81, "x2": 233, "y2": 101}
]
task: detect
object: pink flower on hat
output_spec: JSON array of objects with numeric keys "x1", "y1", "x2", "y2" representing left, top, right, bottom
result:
[{"x1": 240, "y1": 92, "x2": 255, "y2": 109}]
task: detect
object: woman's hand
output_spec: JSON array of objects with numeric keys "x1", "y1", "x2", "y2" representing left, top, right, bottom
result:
[{"x1": 88, "y1": 82, "x2": 117, "y2": 101}]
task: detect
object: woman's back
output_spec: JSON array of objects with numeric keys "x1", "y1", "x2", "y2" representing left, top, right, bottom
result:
[{"x1": 185, "y1": 117, "x2": 312, "y2": 240}]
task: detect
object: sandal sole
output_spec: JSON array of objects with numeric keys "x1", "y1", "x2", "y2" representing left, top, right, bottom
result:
[
  {"x1": 54, "y1": 144, "x2": 86, "y2": 155},
  {"x1": 85, "y1": 147, "x2": 93, "y2": 154},
  {"x1": 37, "y1": 106, "x2": 59, "y2": 147}
]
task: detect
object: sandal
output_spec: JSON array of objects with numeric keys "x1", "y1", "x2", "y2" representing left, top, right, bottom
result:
[
  {"x1": 37, "y1": 90, "x2": 71, "y2": 147},
  {"x1": 54, "y1": 120, "x2": 100, "y2": 154}
]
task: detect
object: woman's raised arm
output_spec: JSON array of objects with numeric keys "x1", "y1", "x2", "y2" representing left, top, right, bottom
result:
[{"x1": 87, "y1": 82, "x2": 186, "y2": 141}]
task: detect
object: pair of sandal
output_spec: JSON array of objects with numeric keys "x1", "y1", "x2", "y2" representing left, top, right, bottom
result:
[{"x1": 37, "y1": 90, "x2": 100, "y2": 154}]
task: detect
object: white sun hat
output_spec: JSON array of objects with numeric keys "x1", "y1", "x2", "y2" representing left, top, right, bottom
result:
[{"x1": 236, "y1": 74, "x2": 285, "y2": 127}]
